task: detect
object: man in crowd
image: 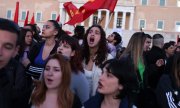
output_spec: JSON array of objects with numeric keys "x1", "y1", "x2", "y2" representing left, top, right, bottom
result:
[
  {"x1": 0, "y1": 18, "x2": 28, "y2": 108},
  {"x1": 145, "y1": 34, "x2": 166, "y2": 89},
  {"x1": 107, "y1": 32, "x2": 122, "y2": 57}
]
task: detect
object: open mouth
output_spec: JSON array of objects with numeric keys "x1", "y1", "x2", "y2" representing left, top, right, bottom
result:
[
  {"x1": 46, "y1": 78, "x2": 53, "y2": 84},
  {"x1": 57, "y1": 51, "x2": 62, "y2": 54},
  {"x1": 89, "y1": 37, "x2": 95, "y2": 43},
  {"x1": 98, "y1": 81, "x2": 103, "y2": 89}
]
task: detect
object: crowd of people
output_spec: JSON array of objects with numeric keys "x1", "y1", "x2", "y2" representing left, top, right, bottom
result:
[{"x1": 0, "y1": 18, "x2": 180, "y2": 108}]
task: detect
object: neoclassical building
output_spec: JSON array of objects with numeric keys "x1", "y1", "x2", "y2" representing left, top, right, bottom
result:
[{"x1": 0, "y1": 0, "x2": 180, "y2": 46}]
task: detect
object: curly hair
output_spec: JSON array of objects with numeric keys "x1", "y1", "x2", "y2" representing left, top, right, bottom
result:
[{"x1": 82, "y1": 24, "x2": 108, "y2": 66}]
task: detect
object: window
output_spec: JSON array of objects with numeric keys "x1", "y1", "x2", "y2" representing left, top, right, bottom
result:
[
  {"x1": 21, "y1": 11, "x2": 26, "y2": 20},
  {"x1": 116, "y1": 18, "x2": 122, "y2": 28},
  {"x1": 36, "y1": 12, "x2": 42, "y2": 22},
  {"x1": 51, "y1": 12, "x2": 57, "y2": 20},
  {"x1": 157, "y1": 20, "x2": 164, "y2": 30},
  {"x1": 175, "y1": 22, "x2": 180, "y2": 32},
  {"x1": 93, "y1": 16, "x2": 98, "y2": 24},
  {"x1": 6, "y1": 10, "x2": 12, "y2": 19},
  {"x1": 141, "y1": 0, "x2": 148, "y2": 5},
  {"x1": 177, "y1": 0, "x2": 180, "y2": 7},
  {"x1": 159, "y1": 0, "x2": 166, "y2": 6},
  {"x1": 139, "y1": 19, "x2": 146, "y2": 29}
]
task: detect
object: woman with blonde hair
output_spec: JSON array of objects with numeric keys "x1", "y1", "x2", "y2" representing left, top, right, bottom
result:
[
  {"x1": 119, "y1": 32, "x2": 153, "y2": 107},
  {"x1": 30, "y1": 54, "x2": 82, "y2": 108}
]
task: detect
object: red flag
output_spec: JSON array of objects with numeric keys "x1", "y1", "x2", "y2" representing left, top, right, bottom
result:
[
  {"x1": 14, "y1": 1, "x2": 19, "y2": 24},
  {"x1": 24, "y1": 11, "x2": 29, "y2": 26},
  {"x1": 56, "y1": 14, "x2": 60, "y2": 22},
  {"x1": 65, "y1": 0, "x2": 118, "y2": 25},
  {"x1": 30, "y1": 13, "x2": 35, "y2": 24},
  {"x1": 100, "y1": 0, "x2": 118, "y2": 12},
  {"x1": 65, "y1": 0, "x2": 104, "y2": 25},
  {"x1": 63, "y1": 2, "x2": 78, "y2": 18}
]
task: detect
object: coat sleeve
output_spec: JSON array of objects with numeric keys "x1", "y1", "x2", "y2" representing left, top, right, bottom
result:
[
  {"x1": 72, "y1": 94, "x2": 82, "y2": 108},
  {"x1": 156, "y1": 75, "x2": 180, "y2": 108},
  {"x1": 71, "y1": 72, "x2": 90, "y2": 104}
]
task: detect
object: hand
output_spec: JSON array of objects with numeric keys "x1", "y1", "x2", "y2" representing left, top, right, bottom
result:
[{"x1": 156, "y1": 59, "x2": 164, "y2": 67}]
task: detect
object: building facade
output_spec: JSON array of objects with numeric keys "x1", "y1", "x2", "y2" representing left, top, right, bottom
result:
[{"x1": 0, "y1": 0, "x2": 179, "y2": 46}]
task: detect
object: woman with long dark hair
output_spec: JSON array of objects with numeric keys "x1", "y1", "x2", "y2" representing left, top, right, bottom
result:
[
  {"x1": 82, "y1": 24, "x2": 113, "y2": 97},
  {"x1": 15, "y1": 28, "x2": 33, "y2": 62},
  {"x1": 23, "y1": 20, "x2": 60, "y2": 79}
]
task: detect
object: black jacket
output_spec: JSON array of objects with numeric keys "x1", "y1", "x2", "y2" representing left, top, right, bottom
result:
[
  {"x1": 28, "y1": 41, "x2": 58, "y2": 64},
  {"x1": 26, "y1": 41, "x2": 59, "y2": 79},
  {"x1": 83, "y1": 94, "x2": 132, "y2": 108},
  {"x1": 156, "y1": 74, "x2": 180, "y2": 108},
  {"x1": 121, "y1": 53, "x2": 160, "y2": 108},
  {"x1": 145, "y1": 46, "x2": 166, "y2": 89},
  {"x1": 0, "y1": 68, "x2": 12, "y2": 108},
  {"x1": 72, "y1": 95, "x2": 82, "y2": 108},
  {"x1": 0, "y1": 59, "x2": 28, "y2": 108}
]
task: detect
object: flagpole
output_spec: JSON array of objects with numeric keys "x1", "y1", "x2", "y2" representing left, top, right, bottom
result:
[
  {"x1": 97, "y1": 17, "x2": 104, "y2": 25},
  {"x1": 105, "y1": 12, "x2": 113, "y2": 31}
]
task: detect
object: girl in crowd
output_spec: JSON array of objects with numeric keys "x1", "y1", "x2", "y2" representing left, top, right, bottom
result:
[
  {"x1": 119, "y1": 32, "x2": 156, "y2": 108},
  {"x1": 107, "y1": 32, "x2": 122, "y2": 58},
  {"x1": 30, "y1": 54, "x2": 82, "y2": 108},
  {"x1": 84, "y1": 59, "x2": 137, "y2": 108},
  {"x1": 156, "y1": 52, "x2": 180, "y2": 108},
  {"x1": 23, "y1": 20, "x2": 59, "y2": 79},
  {"x1": 119, "y1": 32, "x2": 147, "y2": 91},
  {"x1": 57, "y1": 35, "x2": 89, "y2": 103},
  {"x1": 82, "y1": 24, "x2": 113, "y2": 97},
  {"x1": 15, "y1": 28, "x2": 33, "y2": 62},
  {"x1": 23, "y1": 24, "x2": 42, "y2": 43}
]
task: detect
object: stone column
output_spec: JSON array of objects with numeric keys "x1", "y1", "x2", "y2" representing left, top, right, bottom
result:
[
  {"x1": 105, "y1": 10, "x2": 110, "y2": 29},
  {"x1": 122, "y1": 11, "x2": 126, "y2": 30},
  {"x1": 129, "y1": 12, "x2": 134, "y2": 30},
  {"x1": 89, "y1": 15, "x2": 93, "y2": 26},
  {"x1": 81, "y1": 22, "x2": 84, "y2": 26},
  {"x1": 98, "y1": 10, "x2": 102, "y2": 19},
  {"x1": 113, "y1": 11, "x2": 118, "y2": 29},
  {"x1": 60, "y1": 8, "x2": 63, "y2": 23}
]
